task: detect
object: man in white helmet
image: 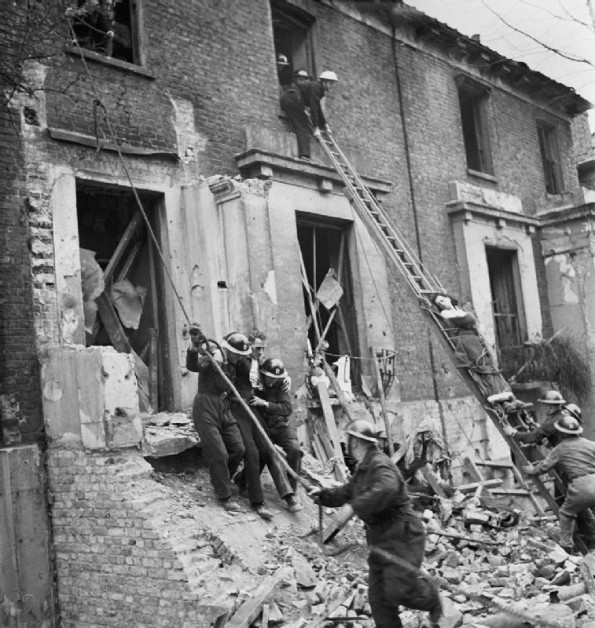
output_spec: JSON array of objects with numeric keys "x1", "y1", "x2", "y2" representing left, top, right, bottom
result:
[
  {"x1": 308, "y1": 420, "x2": 442, "y2": 628},
  {"x1": 523, "y1": 416, "x2": 595, "y2": 552},
  {"x1": 280, "y1": 69, "x2": 338, "y2": 161}
]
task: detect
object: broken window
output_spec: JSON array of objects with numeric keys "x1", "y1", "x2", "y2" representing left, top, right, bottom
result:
[
  {"x1": 69, "y1": 0, "x2": 139, "y2": 64},
  {"x1": 77, "y1": 182, "x2": 168, "y2": 411},
  {"x1": 486, "y1": 246, "x2": 526, "y2": 356},
  {"x1": 297, "y1": 219, "x2": 360, "y2": 385},
  {"x1": 537, "y1": 121, "x2": 564, "y2": 194},
  {"x1": 457, "y1": 77, "x2": 493, "y2": 175},
  {"x1": 271, "y1": 0, "x2": 316, "y2": 88}
]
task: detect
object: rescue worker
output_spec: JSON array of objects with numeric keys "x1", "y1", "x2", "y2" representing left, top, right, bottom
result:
[
  {"x1": 250, "y1": 358, "x2": 302, "y2": 510},
  {"x1": 506, "y1": 390, "x2": 567, "y2": 447},
  {"x1": 307, "y1": 420, "x2": 442, "y2": 628},
  {"x1": 280, "y1": 69, "x2": 338, "y2": 161},
  {"x1": 223, "y1": 332, "x2": 274, "y2": 521},
  {"x1": 186, "y1": 326, "x2": 245, "y2": 512},
  {"x1": 564, "y1": 403, "x2": 582, "y2": 423},
  {"x1": 248, "y1": 329, "x2": 267, "y2": 392},
  {"x1": 523, "y1": 416, "x2": 595, "y2": 552}
]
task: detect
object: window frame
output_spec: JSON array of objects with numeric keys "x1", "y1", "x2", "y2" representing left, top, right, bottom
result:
[
  {"x1": 68, "y1": 0, "x2": 146, "y2": 67},
  {"x1": 537, "y1": 121, "x2": 564, "y2": 195},
  {"x1": 271, "y1": 0, "x2": 317, "y2": 86},
  {"x1": 456, "y1": 75, "x2": 494, "y2": 176}
]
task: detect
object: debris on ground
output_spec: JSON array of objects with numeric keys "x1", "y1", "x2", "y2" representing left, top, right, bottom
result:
[{"x1": 145, "y1": 447, "x2": 595, "y2": 628}]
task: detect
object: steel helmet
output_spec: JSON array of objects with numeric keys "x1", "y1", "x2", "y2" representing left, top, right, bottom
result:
[
  {"x1": 554, "y1": 415, "x2": 583, "y2": 435},
  {"x1": 564, "y1": 403, "x2": 582, "y2": 422},
  {"x1": 538, "y1": 390, "x2": 566, "y2": 405},
  {"x1": 319, "y1": 70, "x2": 338, "y2": 82},
  {"x1": 222, "y1": 332, "x2": 251, "y2": 356},
  {"x1": 295, "y1": 69, "x2": 309, "y2": 78},
  {"x1": 346, "y1": 420, "x2": 378, "y2": 443},
  {"x1": 276, "y1": 54, "x2": 289, "y2": 67},
  {"x1": 260, "y1": 358, "x2": 287, "y2": 379}
]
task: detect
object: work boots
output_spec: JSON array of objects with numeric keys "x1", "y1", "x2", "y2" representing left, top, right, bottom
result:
[
  {"x1": 219, "y1": 497, "x2": 241, "y2": 513},
  {"x1": 285, "y1": 494, "x2": 303, "y2": 513},
  {"x1": 253, "y1": 503, "x2": 273, "y2": 520}
]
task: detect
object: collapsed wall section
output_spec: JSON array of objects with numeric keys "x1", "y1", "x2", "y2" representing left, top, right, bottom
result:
[{"x1": 42, "y1": 345, "x2": 254, "y2": 627}]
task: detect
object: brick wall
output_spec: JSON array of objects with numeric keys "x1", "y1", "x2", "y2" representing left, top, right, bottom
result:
[
  {"x1": 47, "y1": 448, "x2": 253, "y2": 628},
  {"x1": 28, "y1": 0, "x2": 590, "y2": 404},
  {"x1": 0, "y1": 4, "x2": 43, "y2": 443}
]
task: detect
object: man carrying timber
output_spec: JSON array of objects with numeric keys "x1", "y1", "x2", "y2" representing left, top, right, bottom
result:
[
  {"x1": 307, "y1": 420, "x2": 442, "y2": 628},
  {"x1": 523, "y1": 415, "x2": 595, "y2": 552}
]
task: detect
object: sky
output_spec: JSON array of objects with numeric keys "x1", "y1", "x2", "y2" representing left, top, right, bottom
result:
[{"x1": 406, "y1": 0, "x2": 595, "y2": 129}]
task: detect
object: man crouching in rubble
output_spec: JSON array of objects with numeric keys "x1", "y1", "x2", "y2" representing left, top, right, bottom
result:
[{"x1": 307, "y1": 420, "x2": 442, "y2": 628}]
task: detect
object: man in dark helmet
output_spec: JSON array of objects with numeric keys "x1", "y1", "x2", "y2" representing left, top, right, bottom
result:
[
  {"x1": 505, "y1": 389, "x2": 567, "y2": 447},
  {"x1": 186, "y1": 326, "x2": 245, "y2": 512},
  {"x1": 307, "y1": 420, "x2": 442, "y2": 628},
  {"x1": 250, "y1": 357, "x2": 302, "y2": 512},
  {"x1": 524, "y1": 415, "x2": 595, "y2": 552}
]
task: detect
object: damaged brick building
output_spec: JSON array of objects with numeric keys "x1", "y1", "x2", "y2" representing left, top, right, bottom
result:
[{"x1": 1, "y1": 0, "x2": 594, "y2": 625}]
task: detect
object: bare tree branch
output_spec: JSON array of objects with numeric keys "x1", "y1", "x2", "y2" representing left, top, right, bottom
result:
[{"x1": 482, "y1": 0, "x2": 594, "y2": 67}]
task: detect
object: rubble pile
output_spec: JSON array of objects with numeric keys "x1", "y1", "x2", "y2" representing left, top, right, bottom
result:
[{"x1": 145, "y1": 448, "x2": 595, "y2": 628}]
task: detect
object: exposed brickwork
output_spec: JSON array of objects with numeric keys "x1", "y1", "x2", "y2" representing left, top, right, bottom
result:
[
  {"x1": 47, "y1": 448, "x2": 254, "y2": 628},
  {"x1": 19, "y1": 1, "x2": 588, "y2": 403},
  {"x1": 0, "y1": 9, "x2": 43, "y2": 443}
]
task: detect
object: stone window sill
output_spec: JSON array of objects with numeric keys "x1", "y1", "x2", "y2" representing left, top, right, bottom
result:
[
  {"x1": 65, "y1": 47, "x2": 155, "y2": 79},
  {"x1": 467, "y1": 168, "x2": 498, "y2": 184}
]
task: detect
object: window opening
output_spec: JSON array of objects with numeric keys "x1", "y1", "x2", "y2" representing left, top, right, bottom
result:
[
  {"x1": 486, "y1": 246, "x2": 526, "y2": 361},
  {"x1": 70, "y1": 0, "x2": 137, "y2": 64},
  {"x1": 271, "y1": 1, "x2": 315, "y2": 88},
  {"x1": 537, "y1": 122, "x2": 564, "y2": 194},
  {"x1": 457, "y1": 79, "x2": 493, "y2": 175},
  {"x1": 297, "y1": 220, "x2": 360, "y2": 386},
  {"x1": 77, "y1": 182, "x2": 165, "y2": 410}
]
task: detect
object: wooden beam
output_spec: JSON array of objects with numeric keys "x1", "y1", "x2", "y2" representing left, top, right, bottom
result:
[
  {"x1": 316, "y1": 382, "x2": 347, "y2": 483},
  {"x1": 96, "y1": 293, "x2": 131, "y2": 353},
  {"x1": 371, "y1": 345, "x2": 393, "y2": 456},
  {"x1": 225, "y1": 576, "x2": 279, "y2": 628},
  {"x1": 322, "y1": 504, "x2": 354, "y2": 544},
  {"x1": 103, "y1": 211, "x2": 144, "y2": 285}
]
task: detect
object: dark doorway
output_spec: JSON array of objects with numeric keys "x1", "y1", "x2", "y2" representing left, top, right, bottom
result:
[
  {"x1": 76, "y1": 181, "x2": 167, "y2": 411},
  {"x1": 486, "y1": 246, "x2": 526, "y2": 353},
  {"x1": 297, "y1": 219, "x2": 359, "y2": 385}
]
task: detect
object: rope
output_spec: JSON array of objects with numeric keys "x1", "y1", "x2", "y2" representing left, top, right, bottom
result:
[{"x1": 67, "y1": 27, "x2": 308, "y2": 487}]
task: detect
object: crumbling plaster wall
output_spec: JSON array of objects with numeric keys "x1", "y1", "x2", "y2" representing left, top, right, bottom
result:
[{"x1": 541, "y1": 216, "x2": 595, "y2": 437}]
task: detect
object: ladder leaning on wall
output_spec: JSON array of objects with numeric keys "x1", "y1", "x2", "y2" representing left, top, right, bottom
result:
[{"x1": 315, "y1": 130, "x2": 564, "y2": 517}]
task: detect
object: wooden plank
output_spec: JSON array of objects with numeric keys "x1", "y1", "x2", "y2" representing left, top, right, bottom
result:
[
  {"x1": 103, "y1": 211, "x2": 143, "y2": 285},
  {"x1": 371, "y1": 345, "x2": 393, "y2": 456},
  {"x1": 322, "y1": 504, "x2": 355, "y2": 544},
  {"x1": 305, "y1": 589, "x2": 352, "y2": 628},
  {"x1": 96, "y1": 293, "x2": 132, "y2": 353},
  {"x1": 225, "y1": 576, "x2": 279, "y2": 628},
  {"x1": 322, "y1": 360, "x2": 358, "y2": 425},
  {"x1": 148, "y1": 328, "x2": 158, "y2": 410},
  {"x1": 421, "y1": 465, "x2": 447, "y2": 499},
  {"x1": 261, "y1": 603, "x2": 270, "y2": 628},
  {"x1": 457, "y1": 479, "x2": 503, "y2": 492},
  {"x1": 316, "y1": 382, "x2": 347, "y2": 482}
]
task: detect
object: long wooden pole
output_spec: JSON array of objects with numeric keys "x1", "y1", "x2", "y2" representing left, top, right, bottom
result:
[
  {"x1": 200, "y1": 350, "x2": 310, "y2": 489},
  {"x1": 371, "y1": 345, "x2": 394, "y2": 456}
]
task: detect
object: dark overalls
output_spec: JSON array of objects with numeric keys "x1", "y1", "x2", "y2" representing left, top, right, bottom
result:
[
  {"x1": 280, "y1": 81, "x2": 311, "y2": 158},
  {"x1": 318, "y1": 448, "x2": 440, "y2": 628},
  {"x1": 186, "y1": 348, "x2": 245, "y2": 500},
  {"x1": 257, "y1": 383, "x2": 301, "y2": 492}
]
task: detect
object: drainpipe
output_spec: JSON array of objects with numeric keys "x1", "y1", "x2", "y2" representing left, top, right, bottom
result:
[{"x1": 390, "y1": 25, "x2": 450, "y2": 450}]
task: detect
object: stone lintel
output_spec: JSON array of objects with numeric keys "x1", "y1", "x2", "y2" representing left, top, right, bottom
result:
[
  {"x1": 446, "y1": 200, "x2": 540, "y2": 232},
  {"x1": 235, "y1": 148, "x2": 392, "y2": 195}
]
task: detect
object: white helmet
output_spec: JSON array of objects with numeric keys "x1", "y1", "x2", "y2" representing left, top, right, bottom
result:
[{"x1": 319, "y1": 70, "x2": 338, "y2": 82}]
